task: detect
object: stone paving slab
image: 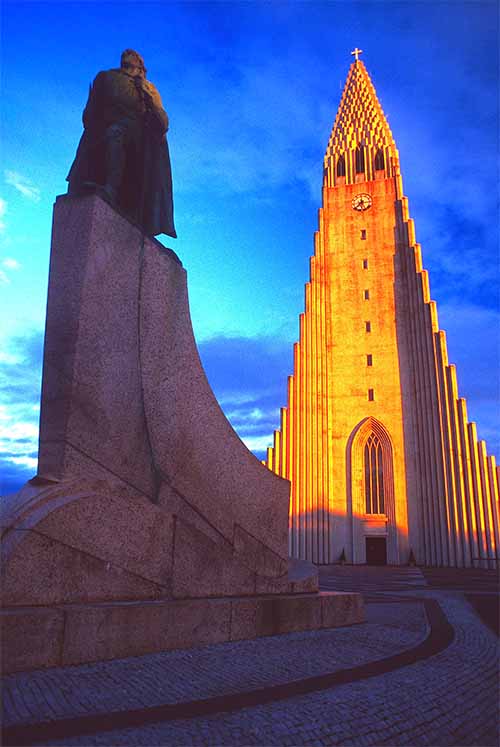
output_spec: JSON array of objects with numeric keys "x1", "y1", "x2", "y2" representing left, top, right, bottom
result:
[
  {"x1": 2, "y1": 602, "x2": 426, "y2": 728},
  {"x1": 27, "y1": 594, "x2": 498, "y2": 747},
  {"x1": 2, "y1": 568, "x2": 498, "y2": 747}
]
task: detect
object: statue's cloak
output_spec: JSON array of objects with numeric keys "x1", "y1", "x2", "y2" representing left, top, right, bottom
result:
[{"x1": 67, "y1": 69, "x2": 176, "y2": 238}]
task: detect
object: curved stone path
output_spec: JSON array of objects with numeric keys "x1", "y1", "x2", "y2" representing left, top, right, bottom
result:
[{"x1": 2, "y1": 567, "x2": 498, "y2": 746}]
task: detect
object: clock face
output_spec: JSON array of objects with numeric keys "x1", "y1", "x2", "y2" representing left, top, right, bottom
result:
[{"x1": 352, "y1": 193, "x2": 372, "y2": 211}]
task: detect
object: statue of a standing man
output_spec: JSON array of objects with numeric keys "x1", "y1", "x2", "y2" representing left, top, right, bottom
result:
[{"x1": 67, "y1": 49, "x2": 176, "y2": 238}]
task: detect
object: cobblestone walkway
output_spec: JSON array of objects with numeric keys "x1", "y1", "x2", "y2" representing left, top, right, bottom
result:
[{"x1": 2, "y1": 568, "x2": 499, "y2": 746}]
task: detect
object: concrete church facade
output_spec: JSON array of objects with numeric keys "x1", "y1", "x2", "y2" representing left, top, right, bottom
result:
[{"x1": 266, "y1": 54, "x2": 500, "y2": 568}]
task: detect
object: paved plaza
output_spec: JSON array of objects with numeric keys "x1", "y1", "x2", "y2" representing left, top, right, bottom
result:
[{"x1": 3, "y1": 566, "x2": 498, "y2": 746}]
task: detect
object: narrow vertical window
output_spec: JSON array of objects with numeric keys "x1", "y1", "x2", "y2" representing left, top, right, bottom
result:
[
  {"x1": 355, "y1": 145, "x2": 365, "y2": 173},
  {"x1": 377, "y1": 444, "x2": 385, "y2": 513},
  {"x1": 336, "y1": 155, "x2": 346, "y2": 177},
  {"x1": 364, "y1": 289, "x2": 370, "y2": 300},
  {"x1": 364, "y1": 433, "x2": 386, "y2": 514},
  {"x1": 361, "y1": 230, "x2": 367, "y2": 240},
  {"x1": 364, "y1": 445, "x2": 371, "y2": 513},
  {"x1": 374, "y1": 148, "x2": 385, "y2": 171},
  {"x1": 368, "y1": 388, "x2": 374, "y2": 401},
  {"x1": 367, "y1": 354, "x2": 373, "y2": 366},
  {"x1": 365, "y1": 321, "x2": 371, "y2": 332},
  {"x1": 362, "y1": 258, "x2": 368, "y2": 268}
]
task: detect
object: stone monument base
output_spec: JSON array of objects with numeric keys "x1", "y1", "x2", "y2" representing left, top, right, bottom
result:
[
  {"x1": 3, "y1": 591, "x2": 361, "y2": 674},
  {"x1": 2, "y1": 476, "x2": 363, "y2": 674},
  {"x1": 1, "y1": 194, "x2": 364, "y2": 673}
]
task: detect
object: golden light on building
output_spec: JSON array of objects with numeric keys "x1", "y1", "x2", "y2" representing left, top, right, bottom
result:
[{"x1": 266, "y1": 53, "x2": 500, "y2": 567}]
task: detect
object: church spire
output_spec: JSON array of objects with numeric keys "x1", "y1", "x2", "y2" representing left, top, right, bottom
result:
[
  {"x1": 266, "y1": 54, "x2": 500, "y2": 570},
  {"x1": 323, "y1": 56, "x2": 399, "y2": 187}
]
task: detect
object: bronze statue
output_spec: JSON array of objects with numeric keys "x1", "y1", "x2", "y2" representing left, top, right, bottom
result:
[{"x1": 67, "y1": 49, "x2": 176, "y2": 238}]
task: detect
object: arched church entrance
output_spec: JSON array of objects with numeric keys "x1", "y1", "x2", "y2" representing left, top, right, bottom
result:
[{"x1": 347, "y1": 417, "x2": 399, "y2": 564}]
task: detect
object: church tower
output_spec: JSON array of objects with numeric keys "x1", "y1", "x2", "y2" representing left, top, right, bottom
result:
[{"x1": 266, "y1": 52, "x2": 500, "y2": 568}]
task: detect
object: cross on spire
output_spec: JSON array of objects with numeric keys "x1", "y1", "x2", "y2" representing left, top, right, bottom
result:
[{"x1": 351, "y1": 47, "x2": 363, "y2": 61}]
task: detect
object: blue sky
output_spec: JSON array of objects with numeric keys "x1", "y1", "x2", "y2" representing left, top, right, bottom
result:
[{"x1": 1, "y1": 0, "x2": 498, "y2": 495}]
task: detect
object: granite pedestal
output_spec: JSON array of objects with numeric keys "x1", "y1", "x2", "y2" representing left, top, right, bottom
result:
[{"x1": 1, "y1": 195, "x2": 364, "y2": 673}]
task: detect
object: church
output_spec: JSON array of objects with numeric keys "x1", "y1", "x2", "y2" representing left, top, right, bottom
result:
[{"x1": 265, "y1": 52, "x2": 499, "y2": 568}]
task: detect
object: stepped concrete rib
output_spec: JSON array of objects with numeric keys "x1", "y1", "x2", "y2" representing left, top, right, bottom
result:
[{"x1": 1, "y1": 194, "x2": 363, "y2": 674}]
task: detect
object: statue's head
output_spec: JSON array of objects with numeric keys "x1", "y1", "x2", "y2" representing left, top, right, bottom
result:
[{"x1": 120, "y1": 49, "x2": 146, "y2": 77}]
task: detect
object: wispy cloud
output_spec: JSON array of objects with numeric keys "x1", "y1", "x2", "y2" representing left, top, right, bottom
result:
[
  {"x1": 440, "y1": 302, "x2": 499, "y2": 357},
  {"x1": 241, "y1": 435, "x2": 274, "y2": 454},
  {"x1": 4, "y1": 170, "x2": 41, "y2": 202},
  {"x1": 5, "y1": 455, "x2": 38, "y2": 469},
  {"x1": 2, "y1": 257, "x2": 21, "y2": 270},
  {"x1": 199, "y1": 334, "x2": 291, "y2": 459},
  {"x1": 0, "y1": 330, "x2": 43, "y2": 495},
  {"x1": 438, "y1": 303, "x2": 500, "y2": 455},
  {"x1": 0, "y1": 255, "x2": 22, "y2": 283},
  {"x1": 172, "y1": 51, "x2": 329, "y2": 200}
]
